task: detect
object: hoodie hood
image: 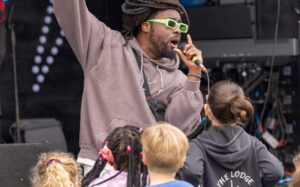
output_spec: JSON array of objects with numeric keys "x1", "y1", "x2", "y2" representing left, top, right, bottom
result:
[
  {"x1": 128, "y1": 37, "x2": 179, "y2": 72},
  {"x1": 196, "y1": 125, "x2": 251, "y2": 170}
]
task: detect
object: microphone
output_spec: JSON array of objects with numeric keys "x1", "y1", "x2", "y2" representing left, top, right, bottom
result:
[{"x1": 179, "y1": 42, "x2": 206, "y2": 72}]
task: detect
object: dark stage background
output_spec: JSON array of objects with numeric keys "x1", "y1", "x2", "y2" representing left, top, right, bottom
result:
[{"x1": 0, "y1": 0, "x2": 125, "y2": 155}]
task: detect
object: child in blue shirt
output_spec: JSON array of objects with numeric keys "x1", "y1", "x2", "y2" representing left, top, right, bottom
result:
[{"x1": 142, "y1": 122, "x2": 193, "y2": 187}]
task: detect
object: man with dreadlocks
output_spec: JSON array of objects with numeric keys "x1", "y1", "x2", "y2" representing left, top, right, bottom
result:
[{"x1": 54, "y1": 0, "x2": 204, "y2": 174}]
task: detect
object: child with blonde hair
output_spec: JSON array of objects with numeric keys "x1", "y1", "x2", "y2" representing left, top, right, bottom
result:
[
  {"x1": 183, "y1": 80, "x2": 284, "y2": 187},
  {"x1": 31, "y1": 151, "x2": 82, "y2": 187},
  {"x1": 141, "y1": 122, "x2": 192, "y2": 187}
]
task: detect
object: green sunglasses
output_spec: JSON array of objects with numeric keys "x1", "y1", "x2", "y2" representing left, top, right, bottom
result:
[{"x1": 147, "y1": 18, "x2": 189, "y2": 33}]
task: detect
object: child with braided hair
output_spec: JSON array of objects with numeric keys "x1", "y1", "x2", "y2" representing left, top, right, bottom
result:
[
  {"x1": 82, "y1": 125, "x2": 147, "y2": 187},
  {"x1": 31, "y1": 151, "x2": 82, "y2": 187}
]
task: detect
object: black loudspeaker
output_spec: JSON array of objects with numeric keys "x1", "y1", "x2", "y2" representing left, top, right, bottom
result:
[
  {"x1": 185, "y1": 6, "x2": 253, "y2": 40},
  {"x1": 0, "y1": 143, "x2": 50, "y2": 187},
  {"x1": 12, "y1": 118, "x2": 68, "y2": 152}
]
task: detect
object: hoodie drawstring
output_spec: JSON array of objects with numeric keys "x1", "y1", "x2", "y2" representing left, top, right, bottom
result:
[
  {"x1": 156, "y1": 65, "x2": 164, "y2": 95},
  {"x1": 138, "y1": 53, "x2": 164, "y2": 95}
]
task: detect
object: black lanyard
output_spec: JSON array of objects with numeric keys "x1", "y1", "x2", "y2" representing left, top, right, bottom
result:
[{"x1": 132, "y1": 49, "x2": 151, "y2": 99}]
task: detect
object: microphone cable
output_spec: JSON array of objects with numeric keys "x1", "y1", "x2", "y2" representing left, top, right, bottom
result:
[{"x1": 259, "y1": 0, "x2": 281, "y2": 124}]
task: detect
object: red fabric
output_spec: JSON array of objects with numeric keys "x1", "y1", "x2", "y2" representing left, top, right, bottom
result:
[{"x1": 0, "y1": 0, "x2": 5, "y2": 23}]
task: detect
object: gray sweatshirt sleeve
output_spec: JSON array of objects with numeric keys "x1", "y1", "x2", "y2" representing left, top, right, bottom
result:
[
  {"x1": 53, "y1": 0, "x2": 114, "y2": 73},
  {"x1": 182, "y1": 140, "x2": 204, "y2": 186},
  {"x1": 165, "y1": 80, "x2": 203, "y2": 135},
  {"x1": 255, "y1": 138, "x2": 284, "y2": 187}
]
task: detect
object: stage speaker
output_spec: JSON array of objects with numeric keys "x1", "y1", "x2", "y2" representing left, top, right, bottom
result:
[
  {"x1": 0, "y1": 143, "x2": 50, "y2": 187},
  {"x1": 12, "y1": 118, "x2": 68, "y2": 152},
  {"x1": 185, "y1": 6, "x2": 253, "y2": 40}
]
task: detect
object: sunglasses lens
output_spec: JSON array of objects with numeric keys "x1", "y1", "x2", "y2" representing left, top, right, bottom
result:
[
  {"x1": 179, "y1": 24, "x2": 188, "y2": 33},
  {"x1": 167, "y1": 20, "x2": 177, "y2": 28}
]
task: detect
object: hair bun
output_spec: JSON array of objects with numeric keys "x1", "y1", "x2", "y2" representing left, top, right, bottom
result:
[{"x1": 240, "y1": 110, "x2": 247, "y2": 119}]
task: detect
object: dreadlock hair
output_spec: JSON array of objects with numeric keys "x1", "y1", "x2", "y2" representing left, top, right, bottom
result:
[
  {"x1": 81, "y1": 125, "x2": 147, "y2": 187},
  {"x1": 121, "y1": 0, "x2": 190, "y2": 42}
]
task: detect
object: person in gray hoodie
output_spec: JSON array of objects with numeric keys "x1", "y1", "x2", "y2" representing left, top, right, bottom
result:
[
  {"x1": 53, "y1": 0, "x2": 204, "y2": 174},
  {"x1": 182, "y1": 80, "x2": 284, "y2": 187}
]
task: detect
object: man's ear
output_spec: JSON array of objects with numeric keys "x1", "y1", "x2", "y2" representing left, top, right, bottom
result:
[
  {"x1": 204, "y1": 104, "x2": 210, "y2": 117},
  {"x1": 141, "y1": 21, "x2": 151, "y2": 33}
]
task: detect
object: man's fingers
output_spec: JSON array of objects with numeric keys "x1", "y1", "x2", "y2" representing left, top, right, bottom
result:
[
  {"x1": 173, "y1": 48, "x2": 185, "y2": 60},
  {"x1": 183, "y1": 44, "x2": 193, "y2": 54},
  {"x1": 187, "y1": 48, "x2": 201, "y2": 58},
  {"x1": 187, "y1": 34, "x2": 193, "y2": 44}
]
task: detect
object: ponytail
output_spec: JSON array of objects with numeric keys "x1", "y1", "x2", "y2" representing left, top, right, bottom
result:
[
  {"x1": 208, "y1": 80, "x2": 254, "y2": 125},
  {"x1": 229, "y1": 95, "x2": 254, "y2": 124},
  {"x1": 44, "y1": 161, "x2": 75, "y2": 187},
  {"x1": 31, "y1": 152, "x2": 81, "y2": 187}
]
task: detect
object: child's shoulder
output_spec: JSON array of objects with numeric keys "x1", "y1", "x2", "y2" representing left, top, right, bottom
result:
[
  {"x1": 146, "y1": 180, "x2": 193, "y2": 187},
  {"x1": 88, "y1": 170, "x2": 127, "y2": 187},
  {"x1": 172, "y1": 180, "x2": 193, "y2": 187}
]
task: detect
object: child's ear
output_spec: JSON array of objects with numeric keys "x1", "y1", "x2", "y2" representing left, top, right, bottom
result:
[
  {"x1": 142, "y1": 152, "x2": 148, "y2": 166},
  {"x1": 204, "y1": 104, "x2": 210, "y2": 117},
  {"x1": 179, "y1": 156, "x2": 186, "y2": 168}
]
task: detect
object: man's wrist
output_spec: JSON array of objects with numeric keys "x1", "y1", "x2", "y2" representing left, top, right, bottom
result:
[
  {"x1": 187, "y1": 69, "x2": 201, "y2": 81},
  {"x1": 187, "y1": 73, "x2": 201, "y2": 81},
  {"x1": 188, "y1": 68, "x2": 201, "y2": 75}
]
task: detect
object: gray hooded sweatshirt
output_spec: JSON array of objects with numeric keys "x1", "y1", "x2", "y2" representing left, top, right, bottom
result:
[
  {"x1": 53, "y1": 0, "x2": 203, "y2": 160},
  {"x1": 183, "y1": 126, "x2": 284, "y2": 187}
]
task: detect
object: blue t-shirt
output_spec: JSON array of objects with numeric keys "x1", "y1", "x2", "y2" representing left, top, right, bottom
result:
[{"x1": 145, "y1": 180, "x2": 193, "y2": 187}]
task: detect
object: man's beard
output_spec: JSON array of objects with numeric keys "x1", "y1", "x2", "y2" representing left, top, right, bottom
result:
[
  {"x1": 149, "y1": 30, "x2": 177, "y2": 60},
  {"x1": 160, "y1": 41, "x2": 176, "y2": 60}
]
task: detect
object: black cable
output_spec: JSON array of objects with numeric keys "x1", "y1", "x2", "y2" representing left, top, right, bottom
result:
[
  {"x1": 263, "y1": 72, "x2": 286, "y2": 148},
  {"x1": 278, "y1": 96, "x2": 289, "y2": 145},
  {"x1": 274, "y1": 72, "x2": 285, "y2": 142},
  {"x1": 259, "y1": 0, "x2": 281, "y2": 124},
  {"x1": 6, "y1": 5, "x2": 21, "y2": 143},
  {"x1": 242, "y1": 69, "x2": 263, "y2": 90}
]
